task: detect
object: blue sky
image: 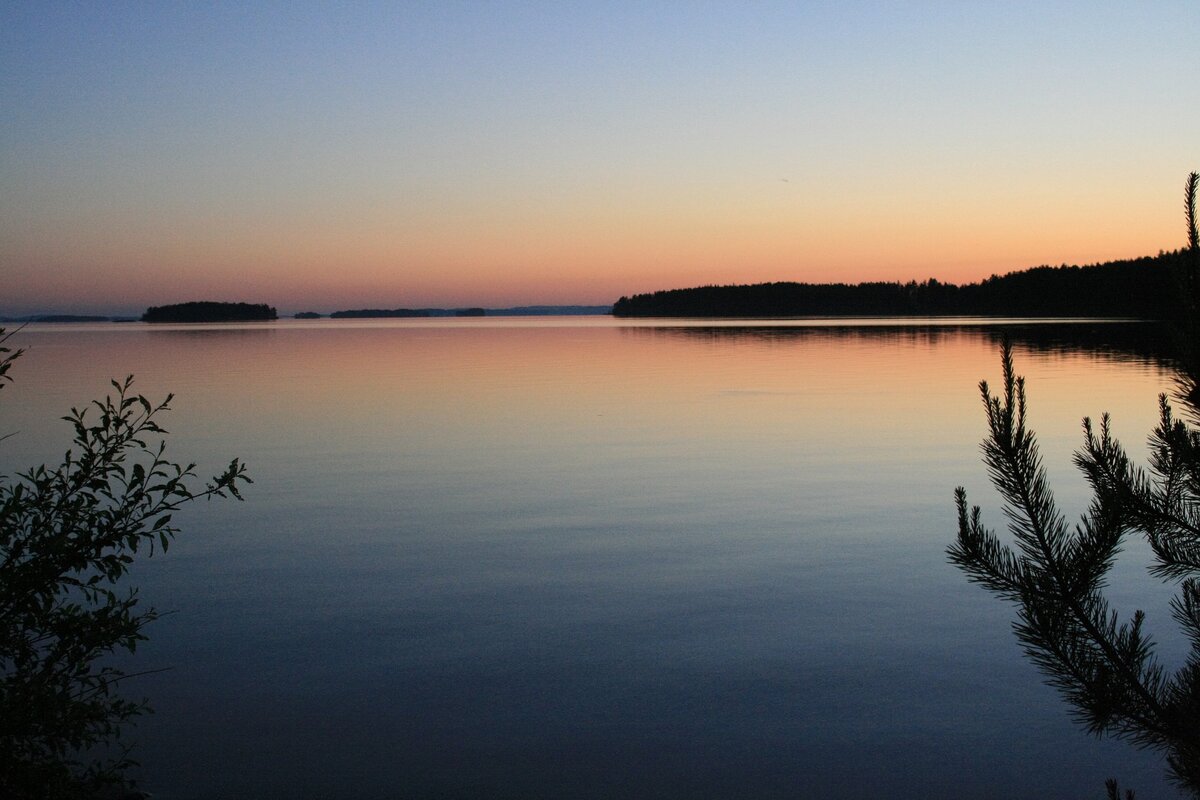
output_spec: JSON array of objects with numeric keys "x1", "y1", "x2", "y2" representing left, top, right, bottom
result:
[{"x1": 2, "y1": 1, "x2": 1197, "y2": 314}]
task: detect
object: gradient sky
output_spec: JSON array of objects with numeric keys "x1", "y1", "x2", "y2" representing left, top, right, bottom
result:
[{"x1": 2, "y1": 1, "x2": 1198, "y2": 315}]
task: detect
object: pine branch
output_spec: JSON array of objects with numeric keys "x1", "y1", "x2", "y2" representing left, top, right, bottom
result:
[
  {"x1": 1187, "y1": 172, "x2": 1198, "y2": 253},
  {"x1": 951, "y1": 344, "x2": 1177, "y2": 758}
]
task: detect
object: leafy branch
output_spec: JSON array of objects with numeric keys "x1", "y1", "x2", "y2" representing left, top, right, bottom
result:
[{"x1": 0, "y1": 333, "x2": 250, "y2": 798}]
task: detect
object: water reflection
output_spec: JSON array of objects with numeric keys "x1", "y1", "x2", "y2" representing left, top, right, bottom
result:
[
  {"x1": 623, "y1": 319, "x2": 1173, "y2": 367},
  {"x1": 1, "y1": 319, "x2": 1182, "y2": 798},
  {"x1": 145, "y1": 326, "x2": 278, "y2": 339}
]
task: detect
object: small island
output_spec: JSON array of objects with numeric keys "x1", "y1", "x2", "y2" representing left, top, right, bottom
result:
[
  {"x1": 142, "y1": 301, "x2": 278, "y2": 323},
  {"x1": 330, "y1": 308, "x2": 432, "y2": 318},
  {"x1": 293, "y1": 311, "x2": 323, "y2": 319}
]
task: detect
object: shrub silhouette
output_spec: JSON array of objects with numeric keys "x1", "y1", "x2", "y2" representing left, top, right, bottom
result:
[{"x1": 0, "y1": 330, "x2": 250, "y2": 798}]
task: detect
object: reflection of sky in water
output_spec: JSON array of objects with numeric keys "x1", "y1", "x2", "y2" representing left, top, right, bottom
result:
[{"x1": 0, "y1": 319, "x2": 1182, "y2": 798}]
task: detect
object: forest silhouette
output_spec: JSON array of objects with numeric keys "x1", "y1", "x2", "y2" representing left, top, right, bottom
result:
[
  {"x1": 950, "y1": 173, "x2": 1200, "y2": 795},
  {"x1": 142, "y1": 301, "x2": 277, "y2": 323},
  {"x1": 613, "y1": 249, "x2": 1191, "y2": 318}
]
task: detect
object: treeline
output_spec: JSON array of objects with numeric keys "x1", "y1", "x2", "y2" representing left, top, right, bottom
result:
[
  {"x1": 142, "y1": 301, "x2": 277, "y2": 322},
  {"x1": 330, "y1": 307, "x2": 486, "y2": 318},
  {"x1": 612, "y1": 250, "x2": 1192, "y2": 318}
]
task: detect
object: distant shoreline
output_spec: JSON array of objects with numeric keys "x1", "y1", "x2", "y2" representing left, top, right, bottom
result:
[
  {"x1": 613, "y1": 250, "x2": 1191, "y2": 319},
  {"x1": 0, "y1": 315, "x2": 141, "y2": 324},
  {"x1": 1, "y1": 305, "x2": 614, "y2": 323},
  {"x1": 10, "y1": 241, "x2": 1194, "y2": 325},
  {"x1": 323, "y1": 305, "x2": 612, "y2": 319}
]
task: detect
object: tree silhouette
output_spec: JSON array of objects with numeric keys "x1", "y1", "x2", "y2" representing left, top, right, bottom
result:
[
  {"x1": 950, "y1": 174, "x2": 1200, "y2": 794},
  {"x1": 1186, "y1": 172, "x2": 1198, "y2": 253},
  {"x1": 0, "y1": 330, "x2": 250, "y2": 798}
]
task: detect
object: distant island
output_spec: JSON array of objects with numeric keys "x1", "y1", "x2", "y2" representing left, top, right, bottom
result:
[
  {"x1": 328, "y1": 307, "x2": 500, "y2": 318},
  {"x1": 329, "y1": 305, "x2": 610, "y2": 318},
  {"x1": 0, "y1": 314, "x2": 133, "y2": 323},
  {"x1": 487, "y1": 305, "x2": 612, "y2": 316},
  {"x1": 7, "y1": 305, "x2": 614, "y2": 322},
  {"x1": 142, "y1": 301, "x2": 278, "y2": 323},
  {"x1": 613, "y1": 250, "x2": 1191, "y2": 319},
  {"x1": 31, "y1": 315, "x2": 112, "y2": 323},
  {"x1": 330, "y1": 308, "x2": 433, "y2": 318}
]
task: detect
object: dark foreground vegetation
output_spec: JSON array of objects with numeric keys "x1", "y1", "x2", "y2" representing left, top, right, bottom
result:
[
  {"x1": 951, "y1": 173, "x2": 1200, "y2": 795},
  {"x1": 141, "y1": 301, "x2": 277, "y2": 323},
  {"x1": 613, "y1": 249, "x2": 1192, "y2": 319},
  {"x1": 0, "y1": 330, "x2": 249, "y2": 798}
]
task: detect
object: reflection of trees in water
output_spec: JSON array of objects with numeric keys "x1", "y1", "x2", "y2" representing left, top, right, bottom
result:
[
  {"x1": 146, "y1": 326, "x2": 277, "y2": 340},
  {"x1": 620, "y1": 320, "x2": 1176, "y2": 369}
]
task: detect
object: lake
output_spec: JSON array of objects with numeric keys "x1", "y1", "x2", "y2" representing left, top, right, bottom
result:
[{"x1": 0, "y1": 317, "x2": 1185, "y2": 798}]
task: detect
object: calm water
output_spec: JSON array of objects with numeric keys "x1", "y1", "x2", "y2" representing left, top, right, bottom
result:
[{"x1": 1, "y1": 317, "x2": 1186, "y2": 798}]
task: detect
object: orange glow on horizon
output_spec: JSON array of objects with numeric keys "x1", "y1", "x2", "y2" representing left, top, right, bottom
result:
[
  {"x1": 2, "y1": 157, "x2": 1188, "y2": 313},
  {"x1": 4, "y1": 3, "x2": 1196, "y2": 316}
]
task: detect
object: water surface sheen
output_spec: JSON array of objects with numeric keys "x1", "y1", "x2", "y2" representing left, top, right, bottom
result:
[{"x1": 1, "y1": 318, "x2": 1182, "y2": 798}]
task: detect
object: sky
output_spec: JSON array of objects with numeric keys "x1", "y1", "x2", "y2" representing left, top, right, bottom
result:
[{"x1": 2, "y1": 1, "x2": 1198, "y2": 316}]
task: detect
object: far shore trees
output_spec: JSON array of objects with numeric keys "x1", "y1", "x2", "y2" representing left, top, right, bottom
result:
[
  {"x1": 141, "y1": 301, "x2": 276, "y2": 323},
  {"x1": 612, "y1": 251, "x2": 1188, "y2": 318}
]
